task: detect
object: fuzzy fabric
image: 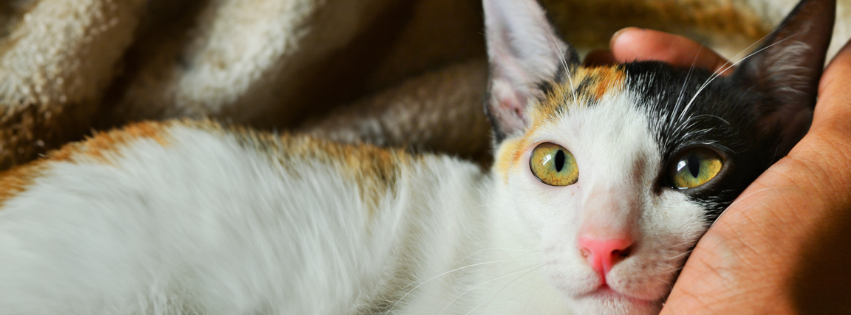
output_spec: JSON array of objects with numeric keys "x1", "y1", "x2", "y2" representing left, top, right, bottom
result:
[{"x1": 0, "y1": 0, "x2": 848, "y2": 169}]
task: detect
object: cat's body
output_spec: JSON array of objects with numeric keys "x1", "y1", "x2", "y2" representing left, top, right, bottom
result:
[
  {"x1": 0, "y1": 0, "x2": 836, "y2": 314},
  {"x1": 0, "y1": 121, "x2": 496, "y2": 314},
  {"x1": 0, "y1": 121, "x2": 578, "y2": 314}
]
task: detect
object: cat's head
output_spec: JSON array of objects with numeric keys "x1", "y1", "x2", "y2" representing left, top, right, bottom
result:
[{"x1": 483, "y1": 0, "x2": 834, "y2": 313}]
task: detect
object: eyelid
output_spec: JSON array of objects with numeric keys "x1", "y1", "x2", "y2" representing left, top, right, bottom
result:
[{"x1": 664, "y1": 146, "x2": 727, "y2": 190}]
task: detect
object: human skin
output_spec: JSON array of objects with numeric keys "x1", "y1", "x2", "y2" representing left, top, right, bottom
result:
[{"x1": 586, "y1": 28, "x2": 851, "y2": 314}]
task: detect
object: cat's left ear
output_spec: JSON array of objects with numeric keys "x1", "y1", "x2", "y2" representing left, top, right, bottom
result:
[
  {"x1": 483, "y1": 0, "x2": 579, "y2": 142},
  {"x1": 732, "y1": 0, "x2": 835, "y2": 153}
]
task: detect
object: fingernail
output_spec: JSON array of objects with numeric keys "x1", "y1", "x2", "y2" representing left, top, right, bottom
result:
[{"x1": 611, "y1": 27, "x2": 639, "y2": 48}]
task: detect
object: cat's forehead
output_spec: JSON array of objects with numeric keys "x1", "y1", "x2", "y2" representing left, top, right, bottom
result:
[
  {"x1": 495, "y1": 66, "x2": 654, "y2": 182},
  {"x1": 527, "y1": 64, "x2": 657, "y2": 152},
  {"x1": 532, "y1": 65, "x2": 627, "y2": 123},
  {"x1": 496, "y1": 62, "x2": 775, "y2": 218},
  {"x1": 531, "y1": 62, "x2": 749, "y2": 153},
  {"x1": 530, "y1": 67, "x2": 661, "y2": 172}
]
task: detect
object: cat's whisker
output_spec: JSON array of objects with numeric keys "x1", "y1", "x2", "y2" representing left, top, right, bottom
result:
[
  {"x1": 653, "y1": 244, "x2": 693, "y2": 258},
  {"x1": 679, "y1": 35, "x2": 795, "y2": 123},
  {"x1": 505, "y1": 273, "x2": 546, "y2": 302},
  {"x1": 667, "y1": 263, "x2": 690, "y2": 275},
  {"x1": 438, "y1": 263, "x2": 543, "y2": 315},
  {"x1": 673, "y1": 29, "x2": 787, "y2": 136},
  {"x1": 523, "y1": 280, "x2": 550, "y2": 315},
  {"x1": 679, "y1": 28, "x2": 775, "y2": 118},
  {"x1": 463, "y1": 264, "x2": 544, "y2": 314},
  {"x1": 541, "y1": 286, "x2": 556, "y2": 315},
  {"x1": 456, "y1": 247, "x2": 539, "y2": 265},
  {"x1": 663, "y1": 249, "x2": 695, "y2": 263},
  {"x1": 637, "y1": 261, "x2": 687, "y2": 284},
  {"x1": 666, "y1": 114, "x2": 732, "y2": 147},
  {"x1": 686, "y1": 114, "x2": 731, "y2": 127},
  {"x1": 670, "y1": 238, "x2": 700, "y2": 250},
  {"x1": 670, "y1": 119, "x2": 708, "y2": 138},
  {"x1": 700, "y1": 28, "x2": 774, "y2": 81},
  {"x1": 673, "y1": 46, "x2": 703, "y2": 118},
  {"x1": 520, "y1": 0, "x2": 578, "y2": 107},
  {"x1": 386, "y1": 253, "x2": 540, "y2": 314}
]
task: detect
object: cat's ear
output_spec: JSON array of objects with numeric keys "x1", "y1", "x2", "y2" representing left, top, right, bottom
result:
[
  {"x1": 732, "y1": 0, "x2": 835, "y2": 153},
  {"x1": 483, "y1": 0, "x2": 578, "y2": 142}
]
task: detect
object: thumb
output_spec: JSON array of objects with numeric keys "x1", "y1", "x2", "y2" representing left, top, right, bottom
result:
[{"x1": 610, "y1": 27, "x2": 732, "y2": 75}]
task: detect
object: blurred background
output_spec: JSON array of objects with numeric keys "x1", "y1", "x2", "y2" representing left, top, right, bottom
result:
[{"x1": 0, "y1": 0, "x2": 845, "y2": 171}]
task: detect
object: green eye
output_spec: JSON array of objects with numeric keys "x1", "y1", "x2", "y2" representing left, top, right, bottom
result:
[
  {"x1": 668, "y1": 148, "x2": 723, "y2": 189},
  {"x1": 530, "y1": 143, "x2": 578, "y2": 186}
]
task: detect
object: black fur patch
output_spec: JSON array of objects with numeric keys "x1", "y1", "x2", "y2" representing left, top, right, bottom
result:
[{"x1": 623, "y1": 61, "x2": 785, "y2": 221}]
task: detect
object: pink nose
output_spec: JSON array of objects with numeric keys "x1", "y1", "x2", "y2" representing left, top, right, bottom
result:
[{"x1": 578, "y1": 237, "x2": 634, "y2": 279}]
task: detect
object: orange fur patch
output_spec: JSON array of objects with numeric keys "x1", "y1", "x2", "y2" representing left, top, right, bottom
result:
[
  {"x1": 494, "y1": 137, "x2": 525, "y2": 181},
  {"x1": 583, "y1": 66, "x2": 626, "y2": 101},
  {"x1": 0, "y1": 121, "x2": 174, "y2": 206},
  {"x1": 535, "y1": 65, "x2": 625, "y2": 122},
  {"x1": 0, "y1": 161, "x2": 48, "y2": 206},
  {"x1": 218, "y1": 122, "x2": 414, "y2": 216},
  {"x1": 496, "y1": 66, "x2": 625, "y2": 182},
  {"x1": 0, "y1": 119, "x2": 417, "y2": 216},
  {"x1": 77, "y1": 123, "x2": 171, "y2": 162},
  {"x1": 180, "y1": 120, "x2": 415, "y2": 217}
]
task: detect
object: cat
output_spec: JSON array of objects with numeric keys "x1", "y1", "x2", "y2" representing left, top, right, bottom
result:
[{"x1": 0, "y1": 0, "x2": 834, "y2": 314}]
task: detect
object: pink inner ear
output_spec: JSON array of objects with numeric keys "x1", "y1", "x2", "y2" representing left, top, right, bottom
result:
[
  {"x1": 484, "y1": 0, "x2": 574, "y2": 138},
  {"x1": 491, "y1": 79, "x2": 529, "y2": 132},
  {"x1": 499, "y1": 94, "x2": 524, "y2": 121}
]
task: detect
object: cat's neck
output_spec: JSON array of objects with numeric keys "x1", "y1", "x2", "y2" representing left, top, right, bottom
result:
[{"x1": 372, "y1": 161, "x2": 568, "y2": 314}]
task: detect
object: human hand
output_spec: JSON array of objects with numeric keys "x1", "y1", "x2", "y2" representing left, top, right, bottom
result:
[{"x1": 587, "y1": 28, "x2": 851, "y2": 314}]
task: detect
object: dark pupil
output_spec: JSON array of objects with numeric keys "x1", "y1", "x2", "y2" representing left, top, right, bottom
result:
[
  {"x1": 687, "y1": 154, "x2": 700, "y2": 177},
  {"x1": 554, "y1": 150, "x2": 565, "y2": 172}
]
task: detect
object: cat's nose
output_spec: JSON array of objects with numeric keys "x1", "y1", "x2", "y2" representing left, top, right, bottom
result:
[{"x1": 578, "y1": 237, "x2": 634, "y2": 279}]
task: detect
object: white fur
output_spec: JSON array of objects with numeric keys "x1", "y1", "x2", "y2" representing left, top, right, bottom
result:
[
  {"x1": 491, "y1": 92, "x2": 709, "y2": 314},
  {"x1": 0, "y1": 125, "x2": 490, "y2": 314},
  {"x1": 0, "y1": 88, "x2": 708, "y2": 315},
  {"x1": 0, "y1": 0, "x2": 711, "y2": 312}
]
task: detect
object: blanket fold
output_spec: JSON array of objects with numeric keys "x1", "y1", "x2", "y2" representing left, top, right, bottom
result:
[{"x1": 0, "y1": 0, "x2": 847, "y2": 170}]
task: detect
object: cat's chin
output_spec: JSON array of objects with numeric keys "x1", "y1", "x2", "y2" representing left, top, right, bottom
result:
[{"x1": 568, "y1": 288, "x2": 662, "y2": 315}]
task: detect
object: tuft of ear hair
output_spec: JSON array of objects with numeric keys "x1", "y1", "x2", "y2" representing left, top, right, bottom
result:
[
  {"x1": 483, "y1": 0, "x2": 578, "y2": 143},
  {"x1": 733, "y1": 0, "x2": 835, "y2": 154}
]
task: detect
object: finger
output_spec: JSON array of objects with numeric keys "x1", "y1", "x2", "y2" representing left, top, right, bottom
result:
[
  {"x1": 610, "y1": 27, "x2": 733, "y2": 75},
  {"x1": 583, "y1": 49, "x2": 616, "y2": 67}
]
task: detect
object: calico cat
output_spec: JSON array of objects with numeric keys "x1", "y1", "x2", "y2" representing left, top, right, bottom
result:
[{"x1": 0, "y1": 0, "x2": 834, "y2": 314}]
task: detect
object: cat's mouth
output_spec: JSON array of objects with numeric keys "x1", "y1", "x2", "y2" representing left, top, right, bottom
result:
[
  {"x1": 557, "y1": 278, "x2": 664, "y2": 314},
  {"x1": 583, "y1": 284, "x2": 657, "y2": 306}
]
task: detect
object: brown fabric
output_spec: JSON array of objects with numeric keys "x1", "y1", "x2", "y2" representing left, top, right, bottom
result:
[
  {"x1": 299, "y1": 59, "x2": 492, "y2": 167},
  {"x1": 2, "y1": 0, "x2": 846, "y2": 171}
]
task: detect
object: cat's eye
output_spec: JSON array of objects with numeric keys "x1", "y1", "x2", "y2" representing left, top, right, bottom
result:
[
  {"x1": 667, "y1": 148, "x2": 723, "y2": 189},
  {"x1": 530, "y1": 143, "x2": 578, "y2": 186}
]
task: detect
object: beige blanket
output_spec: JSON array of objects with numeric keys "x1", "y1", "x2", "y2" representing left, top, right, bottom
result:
[{"x1": 1, "y1": 0, "x2": 849, "y2": 170}]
